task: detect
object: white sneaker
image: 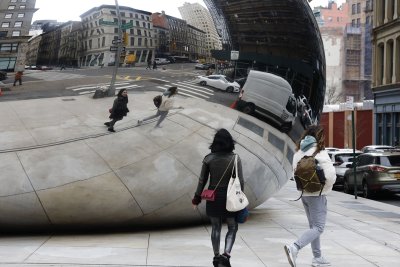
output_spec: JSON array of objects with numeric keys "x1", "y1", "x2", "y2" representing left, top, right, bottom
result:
[
  {"x1": 312, "y1": 256, "x2": 331, "y2": 267},
  {"x1": 284, "y1": 244, "x2": 298, "y2": 267}
]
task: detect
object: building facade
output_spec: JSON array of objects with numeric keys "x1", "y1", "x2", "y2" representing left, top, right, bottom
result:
[
  {"x1": 314, "y1": 1, "x2": 350, "y2": 104},
  {"x1": 0, "y1": 0, "x2": 37, "y2": 71},
  {"x1": 80, "y1": 5, "x2": 154, "y2": 67},
  {"x1": 187, "y1": 24, "x2": 207, "y2": 60},
  {"x1": 178, "y1": 2, "x2": 222, "y2": 60},
  {"x1": 372, "y1": 0, "x2": 400, "y2": 145}
]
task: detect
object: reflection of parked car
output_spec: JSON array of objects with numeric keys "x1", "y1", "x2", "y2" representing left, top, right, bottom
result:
[
  {"x1": 235, "y1": 77, "x2": 247, "y2": 88},
  {"x1": 236, "y1": 70, "x2": 297, "y2": 132},
  {"x1": 194, "y1": 74, "x2": 240, "y2": 93},
  {"x1": 329, "y1": 149, "x2": 362, "y2": 186},
  {"x1": 195, "y1": 63, "x2": 215, "y2": 70},
  {"x1": 37, "y1": 66, "x2": 53, "y2": 70},
  {"x1": 154, "y1": 58, "x2": 170, "y2": 65},
  {"x1": 0, "y1": 71, "x2": 7, "y2": 81},
  {"x1": 343, "y1": 151, "x2": 400, "y2": 198},
  {"x1": 361, "y1": 145, "x2": 395, "y2": 153}
]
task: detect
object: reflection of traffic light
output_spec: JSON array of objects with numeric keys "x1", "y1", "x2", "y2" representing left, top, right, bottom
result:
[{"x1": 122, "y1": 32, "x2": 128, "y2": 46}]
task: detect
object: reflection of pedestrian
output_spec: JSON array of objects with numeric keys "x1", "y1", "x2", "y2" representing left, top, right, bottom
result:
[
  {"x1": 152, "y1": 60, "x2": 157, "y2": 70},
  {"x1": 13, "y1": 71, "x2": 23, "y2": 86},
  {"x1": 104, "y1": 89, "x2": 129, "y2": 132},
  {"x1": 284, "y1": 125, "x2": 336, "y2": 267},
  {"x1": 60, "y1": 64, "x2": 66, "y2": 70},
  {"x1": 146, "y1": 58, "x2": 152, "y2": 70},
  {"x1": 192, "y1": 129, "x2": 243, "y2": 267},
  {"x1": 137, "y1": 86, "x2": 183, "y2": 128}
]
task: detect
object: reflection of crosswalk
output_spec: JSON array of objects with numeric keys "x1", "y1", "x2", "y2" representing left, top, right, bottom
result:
[
  {"x1": 156, "y1": 80, "x2": 214, "y2": 100},
  {"x1": 25, "y1": 71, "x2": 86, "y2": 81},
  {"x1": 66, "y1": 82, "x2": 142, "y2": 95}
]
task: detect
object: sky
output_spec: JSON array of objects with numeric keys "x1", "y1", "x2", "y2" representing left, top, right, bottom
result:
[{"x1": 32, "y1": 0, "x2": 346, "y2": 22}]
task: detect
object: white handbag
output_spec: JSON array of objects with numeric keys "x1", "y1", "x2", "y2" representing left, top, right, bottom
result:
[{"x1": 226, "y1": 155, "x2": 249, "y2": 212}]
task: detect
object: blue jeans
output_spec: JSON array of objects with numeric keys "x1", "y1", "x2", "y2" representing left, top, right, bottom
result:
[{"x1": 295, "y1": 195, "x2": 327, "y2": 258}]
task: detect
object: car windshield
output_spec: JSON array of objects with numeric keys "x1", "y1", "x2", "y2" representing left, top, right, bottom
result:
[
  {"x1": 378, "y1": 155, "x2": 400, "y2": 166},
  {"x1": 336, "y1": 154, "x2": 361, "y2": 163},
  {"x1": 225, "y1": 76, "x2": 234, "y2": 83}
]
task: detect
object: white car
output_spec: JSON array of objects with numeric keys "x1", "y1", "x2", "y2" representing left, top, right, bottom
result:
[
  {"x1": 154, "y1": 58, "x2": 170, "y2": 65},
  {"x1": 194, "y1": 75, "x2": 240, "y2": 93},
  {"x1": 329, "y1": 149, "x2": 362, "y2": 186}
]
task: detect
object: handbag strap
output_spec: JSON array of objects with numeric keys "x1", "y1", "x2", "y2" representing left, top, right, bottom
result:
[{"x1": 213, "y1": 154, "x2": 235, "y2": 190}]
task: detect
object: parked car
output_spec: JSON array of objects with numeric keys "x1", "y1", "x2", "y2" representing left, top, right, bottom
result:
[
  {"x1": 195, "y1": 63, "x2": 215, "y2": 70},
  {"x1": 37, "y1": 66, "x2": 52, "y2": 70},
  {"x1": 329, "y1": 149, "x2": 362, "y2": 186},
  {"x1": 154, "y1": 58, "x2": 170, "y2": 65},
  {"x1": 343, "y1": 151, "x2": 400, "y2": 198},
  {"x1": 361, "y1": 145, "x2": 395, "y2": 153},
  {"x1": 236, "y1": 70, "x2": 297, "y2": 132},
  {"x1": 0, "y1": 71, "x2": 7, "y2": 81},
  {"x1": 326, "y1": 147, "x2": 340, "y2": 153},
  {"x1": 194, "y1": 74, "x2": 240, "y2": 93}
]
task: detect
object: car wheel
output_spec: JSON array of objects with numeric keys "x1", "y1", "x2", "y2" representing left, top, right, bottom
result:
[
  {"x1": 343, "y1": 178, "x2": 352, "y2": 194},
  {"x1": 200, "y1": 81, "x2": 206, "y2": 86},
  {"x1": 242, "y1": 103, "x2": 255, "y2": 114},
  {"x1": 226, "y1": 86, "x2": 233, "y2": 93},
  {"x1": 362, "y1": 181, "x2": 375, "y2": 199}
]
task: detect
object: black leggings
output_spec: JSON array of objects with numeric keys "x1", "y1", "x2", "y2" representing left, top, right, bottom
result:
[
  {"x1": 209, "y1": 216, "x2": 238, "y2": 256},
  {"x1": 109, "y1": 118, "x2": 121, "y2": 127}
]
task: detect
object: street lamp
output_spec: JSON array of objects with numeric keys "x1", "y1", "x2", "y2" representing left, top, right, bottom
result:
[{"x1": 107, "y1": 0, "x2": 123, "y2": 96}]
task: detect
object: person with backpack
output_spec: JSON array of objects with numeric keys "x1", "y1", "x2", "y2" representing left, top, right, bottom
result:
[
  {"x1": 104, "y1": 89, "x2": 129, "y2": 132},
  {"x1": 284, "y1": 125, "x2": 336, "y2": 267},
  {"x1": 137, "y1": 86, "x2": 183, "y2": 128}
]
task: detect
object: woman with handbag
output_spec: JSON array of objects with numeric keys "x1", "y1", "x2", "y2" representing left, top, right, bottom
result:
[
  {"x1": 104, "y1": 89, "x2": 129, "y2": 132},
  {"x1": 192, "y1": 129, "x2": 244, "y2": 267}
]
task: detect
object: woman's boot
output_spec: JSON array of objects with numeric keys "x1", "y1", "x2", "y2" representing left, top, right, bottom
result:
[
  {"x1": 220, "y1": 253, "x2": 231, "y2": 267},
  {"x1": 213, "y1": 255, "x2": 221, "y2": 267}
]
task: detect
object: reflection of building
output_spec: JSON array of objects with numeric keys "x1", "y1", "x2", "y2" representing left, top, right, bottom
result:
[
  {"x1": 187, "y1": 24, "x2": 207, "y2": 60},
  {"x1": 80, "y1": 5, "x2": 155, "y2": 67},
  {"x1": 372, "y1": 0, "x2": 400, "y2": 145},
  {"x1": 152, "y1": 12, "x2": 188, "y2": 57},
  {"x1": 58, "y1": 21, "x2": 83, "y2": 67},
  {"x1": 26, "y1": 35, "x2": 41, "y2": 66},
  {"x1": 203, "y1": 0, "x2": 326, "y2": 120},
  {"x1": 178, "y1": 2, "x2": 222, "y2": 59},
  {"x1": 153, "y1": 25, "x2": 170, "y2": 57},
  {"x1": 0, "y1": 0, "x2": 38, "y2": 71}
]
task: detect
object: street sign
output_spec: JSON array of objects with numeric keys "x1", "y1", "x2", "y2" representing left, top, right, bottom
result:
[
  {"x1": 112, "y1": 39, "x2": 121, "y2": 45},
  {"x1": 110, "y1": 46, "x2": 126, "y2": 52},
  {"x1": 99, "y1": 19, "x2": 118, "y2": 26},
  {"x1": 121, "y1": 22, "x2": 133, "y2": 30},
  {"x1": 231, "y1": 50, "x2": 239, "y2": 60},
  {"x1": 345, "y1": 96, "x2": 354, "y2": 110}
]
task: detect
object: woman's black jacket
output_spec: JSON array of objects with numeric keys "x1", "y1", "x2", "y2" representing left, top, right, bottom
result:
[{"x1": 109, "y1": 96, "x2": 129, "y2": 120}]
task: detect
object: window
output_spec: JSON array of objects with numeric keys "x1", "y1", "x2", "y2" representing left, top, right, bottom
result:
[
  {"x1": 17, "y1": 13, "x2": 24, "y2": 18},
  {"x1": 12, "y1": 31, "x2": 20, "y2": 36},
  {"x1": 8, "y1": 5, "x2": 16, "y2": 9},
  {"x1": 352, "y1": 4, "x2": 356, "y2": 14},
  {"x1": 0, "y1": 43, "x2": 18, "y2": 52},
  {"x1": 110, "y1": 11, "x2": 116, "y2": 15},
  {"x1": 21, "y1": 0, "x2": 27, "y2": 2},
  {"x1": 136, "y1": 21, "x2": 139, "y2": 26},
  {"x1": 138, "y1": 37, "x2": 142, "y2": 46},
  {"x1": 10, "y1": 0, "x2": 17, "y2": 2},
  {"x1": 137, "y1": 29, "x2": 141, "y2": 35},
  {"x1": 14, "y1": 21, "x2": 22, "y2": 27},
  {"x1": 356, "y1": 18, "x2": 360, "y2": 27},
  {"x1": 20, "y1": 5, "x2": 26, "y2": 9},
  {"x1": 1, "y1": 22, "x2": 10, "y2": 28},
  {"x1": 357, "y1": 3, "x2": 361, "y2": 13},
  {"x1": 0, "y1": 31, "x2": 7, "y2": 37},
  {"x1": 5, "y1": 13, "x2": 12, "y2": 19},
  {"x1": 130, "y1": 37, "x2": 135, "y2": 46}
]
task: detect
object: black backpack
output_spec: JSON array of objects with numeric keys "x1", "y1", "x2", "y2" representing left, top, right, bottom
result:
[
  {"x1": 153, "y1": 95, "x2": 162, "y2": 108},
  {"x1": 293, "y1": 150, "x2": 326, "y2": 200}
]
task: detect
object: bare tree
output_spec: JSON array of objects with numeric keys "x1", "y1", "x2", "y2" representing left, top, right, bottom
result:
[{"x1": 325, "y1": 85, "x2": 344, "y2": 104}]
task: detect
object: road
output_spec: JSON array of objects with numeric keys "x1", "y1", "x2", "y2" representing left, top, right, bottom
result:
[{"x1": 0, "y1": 63, "x2": 237, "y2": 107}]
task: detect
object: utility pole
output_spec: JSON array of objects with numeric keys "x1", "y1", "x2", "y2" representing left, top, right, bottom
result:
[{"x1": 108, "y1": 0, "x2": 123, "y2": 97}]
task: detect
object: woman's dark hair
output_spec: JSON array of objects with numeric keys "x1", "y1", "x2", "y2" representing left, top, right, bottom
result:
[
  {"x1": 167, "y1": 86, "x2": 177, "y2": 97},
  {"x1": 117, "y1": 89, "x2": 127, "y2": 97},
  {"x1": 296, "y1": 125, "x2": 325, "y2": 153},
  {"x1": 209, "y1": 128, "x2": 235, "y2": 153}
]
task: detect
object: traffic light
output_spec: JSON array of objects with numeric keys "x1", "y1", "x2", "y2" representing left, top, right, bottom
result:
[{"x1": 122, "y1": 32, "x2": 128, "y2": 46}]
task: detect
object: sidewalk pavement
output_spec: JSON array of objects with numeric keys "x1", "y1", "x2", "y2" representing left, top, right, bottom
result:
[{"x1": 1, "y1": 182, "x2": 399, "y2": 267}]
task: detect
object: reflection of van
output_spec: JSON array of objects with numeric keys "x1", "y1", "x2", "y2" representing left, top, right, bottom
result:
[{"x1": 237, "y1": 70, "x2": 297, "y2": 131}]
